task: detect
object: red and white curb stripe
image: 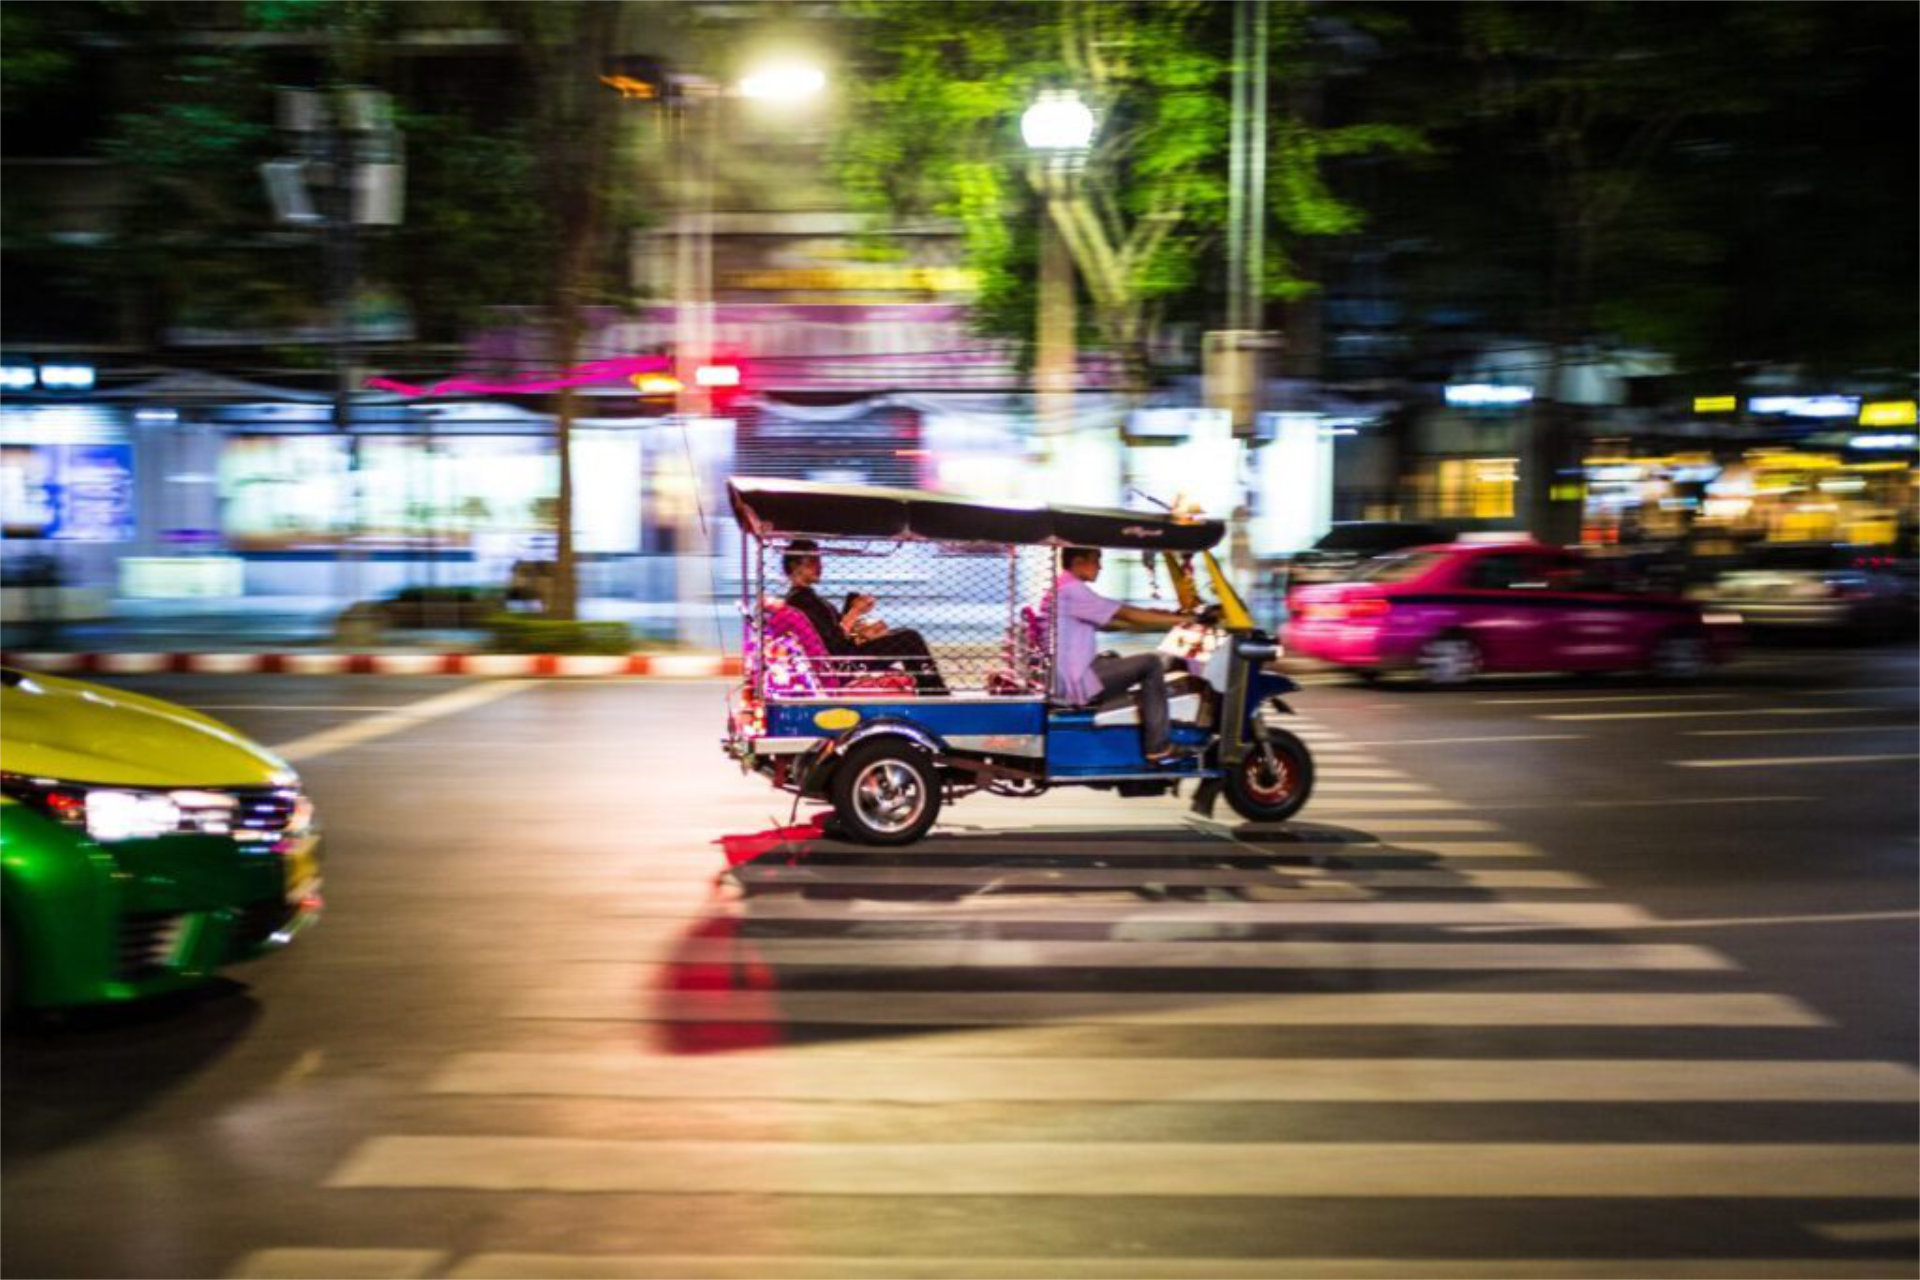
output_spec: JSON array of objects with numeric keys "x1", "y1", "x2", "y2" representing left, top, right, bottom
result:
[{"x1": 0, "y1": 651, "x2": 743, "y2": 678}]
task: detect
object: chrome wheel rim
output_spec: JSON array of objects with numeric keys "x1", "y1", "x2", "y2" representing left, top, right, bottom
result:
[
  {"x1": 1244, "y1": 749, "x2": 1296, "y2": 805},
  {"x1": 852, "y1": 759, "x2": 927, "y2": 834},
  {"x1": 1419, "y1": 638, "x2": 1479, "y2": 685}
]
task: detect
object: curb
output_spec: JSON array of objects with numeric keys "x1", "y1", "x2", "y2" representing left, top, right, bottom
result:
[{"x1": 0, "y1": 651, "x2": 744, "y2": 678}]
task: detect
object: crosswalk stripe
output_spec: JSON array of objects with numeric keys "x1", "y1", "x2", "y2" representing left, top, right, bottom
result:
[
  {"x1": 600, "y1": 901, "x2": 1654, "y2": 926},
  {"x1": 572, "y1": 838, "x2": 1547, "y2": 863},
  {"x1": 1340, "y1": 735, "x2": 1584, "y2": 747},
  {"x1": 428, "y1": 1053, "x2": 1916, "y2": 1104},
  {"x1": 327, "y1": 1136, "x2": 1913, "y2": 1198},
  {"x1": 1675, "y1": 753, "x2": 1919, "y2": 768},
  {"x1": 556, "y1": 939, "x2": 1732, "y2": 971},
  {"x1": 719, "y1": 865, "x2": 1592, "y2": 891},
  {"x1": 1213, "y1": 839, "x2": 1546, "y2": 859},
  {"x1": 1294, "y1": 798, "x2": 1470, "y2": 812},
  {"x1": 1315, "y1": 769, "x2": 1413, "y2": 779},
  {"x1": 225, "y1": 1250, "x2": 446, "y2": 1280},
  {"x1": 1379, "y1": 840, "x2": 1545, "y2": 859},
  {"x1": 1542, "y1": 708, "x2": 1868, "y2": 722},
  {"x1": 510, "y1": 990, "x2": 1824, "y2": 1027},
  {"x1": 1806, "y1": 1219, "x2": 1920, "y2": 1244},
  {"x1": 1478, "y1": 693, "x2": 1734, "y2": 706},
  {"x1": 1287, "y1": 818, "x2": 1499, "y2": 832},
  {"x1": 437, "y1": 1253, "x2": 1918, "y2": 1279}
]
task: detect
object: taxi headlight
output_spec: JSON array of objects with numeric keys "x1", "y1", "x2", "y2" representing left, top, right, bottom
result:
[
  {"x1": 83, "y1": 790, "x2": 190, "y2": 842},
  {"x1": 0, "y1": 774, "x2": 259, "y2": 843}
]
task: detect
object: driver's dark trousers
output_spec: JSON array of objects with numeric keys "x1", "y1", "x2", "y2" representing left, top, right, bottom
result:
[{"x1": 1089, "y1": 652, "x2": 1170, "y2": 756}]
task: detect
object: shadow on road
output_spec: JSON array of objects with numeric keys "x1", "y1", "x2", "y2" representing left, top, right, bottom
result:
[
  {"x1": 2, "y1": 981, "x2": 260, "y2": 1159},
  {"x1": 643, "y1": 811, "x2": 1490, "y2": 1055}
]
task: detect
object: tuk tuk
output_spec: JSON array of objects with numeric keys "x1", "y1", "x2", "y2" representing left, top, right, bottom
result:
[{"x1": 722, "y1": 477, "x2": 1315, "y2": 845}]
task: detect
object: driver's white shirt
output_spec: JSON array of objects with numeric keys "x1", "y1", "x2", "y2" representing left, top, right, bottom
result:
[{"x1": 1047, "y1": 572, "x2": 1121, "y2": 704}]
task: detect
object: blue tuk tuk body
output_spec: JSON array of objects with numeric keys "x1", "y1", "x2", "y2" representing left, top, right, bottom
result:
[{"x1": 724, "y1": 478, "x2": 1315, "y2": 845}]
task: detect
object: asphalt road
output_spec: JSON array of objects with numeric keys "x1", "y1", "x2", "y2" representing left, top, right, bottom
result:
[{"x1": 3, "y1": 643, "x2": 1916, "y2": 1279}]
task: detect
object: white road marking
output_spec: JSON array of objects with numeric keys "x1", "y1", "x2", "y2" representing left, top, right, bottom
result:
[
  {"x1": 1294, "y1": 798, "x2": 1469, "y2": 812},
  {"x1": 1314, "y1": 769, "x2": 1413, "y2": 779},
  {"x1": 603, "y1": 900, "x2": 1653, "y2": 927},
  {"x1": 1477, "y1": 693, "x2": 1735, "y2": 706},
  {"x1": 1293, "y1": 818, "x2": 1502, "y2": 832},
  {"x1": 225, "y1": 1250, "x2": 447, "y2": 1280},
  {"x1": 268, "y1": 681, "x2": 530, "y2": 763},
  {"x1": 1337, "y1": 735, "x2": 1586, "y2": 746},
  {"x1": 1387, "y1": 840, "x2": 1546, "y2": 858},
  {"x1": 429, "y1": 1053, "x2": 1913, "y2": 1104},
  {"x1": 1480, "y1": 796, "x2": 1817, "y2": 810},
  {"x1": 722, "y1": 864, "x2": 1590, "y2": 891},
  {"x1": 1459, "y1": 909, "x2": 1920, "y2": 934},
  {"x1": 327, "y1": 1136, "x2": 1908, "y2": 1197},
  {"x1": 552, "y1": 939, "x2": 1729, "y2": 971},
  {"x1": 1674, "y1": 753, "x2": 1919, "y2": 769},
  {"x1": 190, "y1": 705, "x2": 416, "y2": 713},
  {"x1": 1542, "y1": 708, "x2": 1870, "y2": 722},
  {"x1": 640, "y1": 837, "x2": 1543, "y2": 861},
  {"x1": 440, "y1": 1254, "x2": 1916, "y2": 1279},
  {"x1": 1686, "y1": 724, "x2": 1919, "y2": 737},
  {"x1": 1806, "y1": 1219, "x2": 1920, "y2": 1244},
  {"x1": 511, "y1": 989, "x2": 1821, "y2": 1027}
]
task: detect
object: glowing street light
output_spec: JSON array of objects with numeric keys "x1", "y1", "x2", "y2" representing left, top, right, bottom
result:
[
  {"x1": 1021, "y1": 89, "x2": 1096, "y2": 152},
  {"x1": 1022, "y1": 90, "x2": 1095, "y2": 449},
  {"x1": 739, "y1": 60, "x2": 827, "y2": 104}
]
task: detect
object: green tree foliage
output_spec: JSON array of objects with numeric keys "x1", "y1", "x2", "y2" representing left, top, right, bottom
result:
[
  {"x1": 1352, "y1": 2, "x2": 1910, "y2": 540},
  {"x1": 832, "y1": 0, "x2": 1423, "y2": 375},
  {"x1": 1, "y1": 0, "x2": 634, "y2": 349},
  {"x1": 1367, "y1": 1, "x2": 1912, "y2": 382},
  {"x1": 99, "y1": 48, "x2": 299, "y2": 341}
]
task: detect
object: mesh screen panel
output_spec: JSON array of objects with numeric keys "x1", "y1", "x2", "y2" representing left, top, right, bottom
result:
[{"x1": 745, "y1": 538, "x2": 1058, "y2": 699}]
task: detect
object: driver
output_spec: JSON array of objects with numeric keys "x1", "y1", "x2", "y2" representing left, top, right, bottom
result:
[{"x1": 1048, "y1": 546, "x2": 1194, "y2": 763}]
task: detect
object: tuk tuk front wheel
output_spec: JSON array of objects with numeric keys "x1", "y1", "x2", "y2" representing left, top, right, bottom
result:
[
  {"x1": 830, "y1": 739, "x2": 943, "y2": 846},
  {"x1": 1222, "y1": 730, "x2": 1315, "y2": 823}
]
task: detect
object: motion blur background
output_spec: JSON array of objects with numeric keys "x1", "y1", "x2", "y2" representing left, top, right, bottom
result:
[{"x1": 2, "y1": 0, "x2": 1914, "y2": 652}]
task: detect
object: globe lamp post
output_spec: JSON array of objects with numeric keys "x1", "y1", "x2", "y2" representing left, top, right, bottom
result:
[{"x1": 1022, "y1": 89, "x2": 1096, "y2": 451}]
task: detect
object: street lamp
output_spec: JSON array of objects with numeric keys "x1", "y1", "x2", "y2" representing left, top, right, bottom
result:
[
  {"x1": 603, "y1": 55, "x2": 826, "y2": 645},
  {"x1": 1022, "y1": 89, "x2": 1096, "y2": 449},
  {"x1": 739, "y1": 60, "x2": 827, "y2": 104},
  {"x1": 1021, "y1": 89, "x2": 1096, "y2": 152}
]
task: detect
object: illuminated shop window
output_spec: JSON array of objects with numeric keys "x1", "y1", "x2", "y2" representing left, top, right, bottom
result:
[{"x1": 1431, "y1": 457, "x2": 1517, "y2": 520}]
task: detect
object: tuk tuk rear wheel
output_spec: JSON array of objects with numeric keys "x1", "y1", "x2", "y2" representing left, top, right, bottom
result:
[
  {"x1": 830, "y1": 739, "x2": 943, "y2": 846},
  {"x1": 1222, "y1": 730, "x2": 1314, "y2": 823}
]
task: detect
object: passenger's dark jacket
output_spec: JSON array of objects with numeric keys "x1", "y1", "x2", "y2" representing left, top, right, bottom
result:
[{"x1": 783, "y1": 584, "x2": 855, "y2": 655}]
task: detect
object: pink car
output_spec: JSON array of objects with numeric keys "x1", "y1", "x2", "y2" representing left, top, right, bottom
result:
[{"x1": 1282, "y1": 541, "x2": 1740, "y2": 686}]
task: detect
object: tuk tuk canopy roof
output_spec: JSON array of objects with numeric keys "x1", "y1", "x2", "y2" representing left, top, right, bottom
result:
[{"x1": 727, "y1": 477, "x2": 1225, "y2": 552}]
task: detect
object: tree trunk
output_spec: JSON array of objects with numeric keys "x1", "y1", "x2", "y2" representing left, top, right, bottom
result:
[
  {"x1": 1525, "y1": 159, "x2": 1591, "y2": 547},
  {"x1": 518, "y1": 0, "x2": 620, "y2": 621}
]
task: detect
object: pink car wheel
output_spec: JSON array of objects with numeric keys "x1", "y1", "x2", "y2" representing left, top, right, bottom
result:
[{"x1": 1416, "y1": 634, "x2": 1482, "y2": 687}]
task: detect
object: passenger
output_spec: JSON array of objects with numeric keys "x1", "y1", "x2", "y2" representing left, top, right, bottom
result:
[
  {"x1": 782, "y1": 539, "x2": 949, "y2": 696},
  {"x1": 1047, "y1": 546, "x2": 1194, "y2": 763}
]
